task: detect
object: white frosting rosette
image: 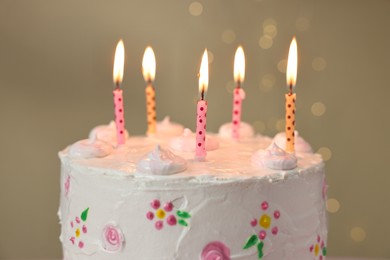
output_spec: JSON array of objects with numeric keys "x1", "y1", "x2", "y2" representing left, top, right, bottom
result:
[
  {"x1": 170, "y1": 128, "x2": 219, "y2": 152},
  {"x1": 218, "y1": 121, "x2": 255, "y2": 139},
  {"x1": 89, "y1": 121, "x2": 129, "y2": 145},
  {"x1": 155, "y1": 116, "x2": 184, "y2": 136},
  {"x1": 136, "y1": 145, "x2": 187, "y2": 175},
  {"x1": 273, "y1": 131, "x2": 313, "y2": 153},
  {"x1": 68, "y1": 139, "x2": 113, "y2": 159},
  {"x1": 252, "y1": 142, "x2": 297, "y2": 170}
]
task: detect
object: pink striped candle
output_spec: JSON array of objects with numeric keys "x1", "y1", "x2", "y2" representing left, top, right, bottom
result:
[
  {"x1": 112, "y1": 40, "x2": 126, "y2": 145},
  {"x1": 195, "y1": 49, "x2": 209, "y2": 161},
  {"x1": 232, "y1": 46, "x2": 245, "y2": 140}
]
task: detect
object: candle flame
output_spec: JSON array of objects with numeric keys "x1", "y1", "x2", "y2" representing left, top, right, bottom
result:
[
  {"x1": 198, "y1": 49, "x2": 209, "y2": 95},
  {"x1": 142, "y1": 46, "x2": 156, "y2": 82},
  {"x1": 234, "y1": 46, "x2": 245, "y2": 84},
  {"x1": 286, "y1": 37, "x2": 298, "y2": 89},
  {"x1": 113, "y1": 39, "x2": 125, "y2": 86}
]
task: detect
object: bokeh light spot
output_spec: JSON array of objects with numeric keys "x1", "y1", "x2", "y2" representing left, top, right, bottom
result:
[
  {"x1": 350, "y1": 227, "x2": 366, "y2": 242},
  {"x1": 189, "y1": 2, "x2": 203, "y2": 16},
  {"x1": 312, "y1": 57, "x2": 327, "y2": 71},
  {"x1": 260, "y1": 73, "x2": 276, "y2": 92},
  {"x1": 295, "y1": 17, "x2": 310, "y2": 32},
  {"x1": 276, "y1": 118, "x2": 285, "y2": 132},
  {"x1": 225, "y1": 80, "x2": 235, "y2": 94},
  {"x1": 263, "y1": 24, "x2": 277, "y2": 38},
  {"x1": 222, "y1": 30, "x2": 236, "y2": 44},
  {"x1": 326, "y1": 198, "x2": 340, "y2": 213},
  {"x1": 259, "y1": 35, "x2": 273, "y2": 49},
  {"x1": 311, "y1": 102, "x2": 326, "y2": 116},
  {"x1": 317, "y1": 147, "x2": 332, "y2": 161},
  {"x1": 277, "y1": 59, "x2": 287, "y2": 73}
]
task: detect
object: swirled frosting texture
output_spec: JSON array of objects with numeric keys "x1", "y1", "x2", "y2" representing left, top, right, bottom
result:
[
  {"x1": 89, "y1": 121, "x2": 129, "y2": 145},
  {"x1": 201, "y1": 241, "x2": 231, "y2": 260},
  {"x1": 68, "y1": 139, "x2": 113, "y2": 159},
  {"x1": 252, "y1": 142, "x2": 297, "y2": 170},
  {"x1": 136, "y1": 145, "x2": 187, "y2": 175},
  {"x1": 156, "y1": 116, "x2": 184, "y2": 136}
]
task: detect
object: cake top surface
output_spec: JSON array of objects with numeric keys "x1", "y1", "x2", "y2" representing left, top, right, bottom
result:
[{"x1": 59, "y1": 122, "x2": 323, "y2": 184}]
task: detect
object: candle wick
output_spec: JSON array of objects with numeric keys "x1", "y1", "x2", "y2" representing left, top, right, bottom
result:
[
  {"x1": 115, "y1": 81, "x2": 121, "y2": 90},
  {"x1": 237, "y1": 81, "x2": 241, "y2": 89},
  {"x1": 289, "y1": 84, "x2": 293, "y2": 95},
  {"x1": 201, "y1": 89, "x2": 205, "y2": 100}
]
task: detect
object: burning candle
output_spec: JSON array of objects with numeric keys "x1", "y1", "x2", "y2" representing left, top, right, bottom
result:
[
  {"x1": 113, "y1": 39, "x2": 126, "y2": 145},
  {"x1": 232, "y1": 46, "x2": 245, "y2": 139},
  {"x1": 195, "y1": 49, "x2": 209, "y2": 161},
  {"x1": 285, "y1": 37, "x2": 298, "y2": 153},
  {"x1": 142, "y1": 47, "x2": 157, "y2": 135}
]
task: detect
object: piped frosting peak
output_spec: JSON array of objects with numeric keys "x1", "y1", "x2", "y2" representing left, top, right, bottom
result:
[
  {"x1": 89, "y1": 121, "x2": 129, "y2": 145},
  {"x1": 252, "y1": 142, "x2": 297, "y2": 170},
  {"x1": 156, "y1": 116, "x2": 184, "y2": 136},
  {"x1": 170, "y1": 128, "x2": 219, "y2": 152},
  {"x1": 68, "y1": 139, "x2": 113, "y2": 159},
  {"x1": 218, "y1": 121, "x2": 255, "y2": 138},
  {"x1": 136, "y1": 145, "x2": 187, "y2": 175},
  {"x1": 273, "y1": 131, "x2": 313, "y2": 153}
]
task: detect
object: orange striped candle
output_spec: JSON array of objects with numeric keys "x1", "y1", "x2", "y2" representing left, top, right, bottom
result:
[{"x1": 142, "y1": 47, "x2": 157, "y2": 135}]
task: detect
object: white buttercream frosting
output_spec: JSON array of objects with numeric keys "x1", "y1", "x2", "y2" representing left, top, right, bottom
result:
[
  {"x1": 136, "y1": 145, "x2": 187, "y2": 175},
  {"x1": 218, "y1": 121, "x2": 255, "y2": 138},
  {"x1": 68, "y1": 139, "x2": 113, "y2": 159},
  {"x1": 273, "y1": 131, "x2": 313, "y2": 153},
  {"x1": 155, "y1": 116, "x2": 184, "y2": 136},
  {"x1": 252, "y1": 142, "x2": 297, "y2": 170},
  {"x1": 170, "y1": 128, "x2": 219, "y2": 152},
  {"x1": 89, "y1": 121, "x2": 129, "y2": 145}
]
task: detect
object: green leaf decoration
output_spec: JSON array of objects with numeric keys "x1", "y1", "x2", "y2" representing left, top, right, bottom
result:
[
  {"x1": 81, "y1": 208, "x2": 89, "y2": 222},
  {"x1": 257, "y1": 241, "x2": 264, "y2": 259},
  {"x1": 178, "y1": 219, "x2": 188, "y2": 227},
  {"x1": 243, "y1": 234, "x2": 258, "y2": 249},
  {"x1": 322, "y1": 247, "x2": 327, "y2": 256},
  {"x1": 176, "y1": 210, "x2": 191, "y2": 219}
]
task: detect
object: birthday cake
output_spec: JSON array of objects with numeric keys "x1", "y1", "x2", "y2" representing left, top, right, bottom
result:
[{"x1": 58, "y1": 120, "x2": 327, "y2": 260}]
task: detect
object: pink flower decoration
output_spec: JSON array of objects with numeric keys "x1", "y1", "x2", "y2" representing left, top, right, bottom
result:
[
  {"x1": 155, "y1": 220, "x2": 163, "y2": 230},
  {"x1": 102, "y1": 225, "x2": 124, "y2": 252},
  {"x1": 151, "y1": 199, "x2": 161, "y2": 209},
  {"x1": 82, "y1": 225, "x2": 87, "y2": 234},
  {"x1": 70, "y1": 237, "x2": 75, "y2": 245},
  {"x1": 78, "y1": 241, "x2": 84, "y2": 249},
  {"x1": 272, "y1": 226, "x2": 278, "y2": 235},
  {"x1": 146, "y1": 211, "x2": 154, "y2": 220},
  {"x1": 250, "y1": 218, "x2": 257, "y2": 227},
  {"x1": 164, "y1": 202, "x2": 173, "y2": 212},
  {"x1": 261, "y1": 201, "x2": 269, "y2": 210},
  {"x1": 201, "y1": 241, "x2": 231, "y2": 260},
  {"x1": 258, "y1": 230, "x2": 266, "y2": 240},
  {"x1": 64, "y1": 175, "x2": 70, "y2": 196},
  {"x1": 274, "y1": 210, "x2": 280, "y2": 219}
]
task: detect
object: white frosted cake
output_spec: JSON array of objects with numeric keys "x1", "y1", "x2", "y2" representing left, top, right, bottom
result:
[{"x1": 58, "y1": 121, "x2": 328, "y2": 260}]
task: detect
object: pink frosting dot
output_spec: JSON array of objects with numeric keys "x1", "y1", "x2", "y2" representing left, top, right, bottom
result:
[
  {"x1": 320, "y1": 256, "x2": 323, "y2": 260},
  {"x1": 261, "y1": 201, "x2": 269, "y2": 210},
  {"x1": 309, "y1": 245, "x2": 314, "y2": 252},
  {"x1": 102, "y1": 225, "x2": 123, "y2": 252},
  {"x1": 250, "y1": 218, "x2": 257, "y2": 227},
  {"x1": 155, "y1": 220, "x2": 163, "y2": 230},
  {"x1": 258, "y1": 230, "x2": 266, "y2": 240},
  {"x1": 166, "y1": 215, "x2": 177, "y2": 226},
  {"x1": 317, "y1": 235, "x2": 320, "y2": 243},
  {"x1": 82, "y1": 225, "x2": 87, "y2": 234},
  {"x1": 75, "y1": 216, "x2": 81, "y2": 224},
  {"x1": 151, "y1": 199, "x2": 161, "y2": 209},
  {"x1": 64, "y1": 175, "x2": 70, "y2": 196},
  {"x1": 70, "y1": 237, "x2": 75, "y2": 245},
  {"x1": 163, "y1": 202, "x2": 173, "y2": 212},
  {"x1": 274, "y1": 210, "x2": 280, "y2": 219},
  {"x1": 271, "y1": 226, "x2": 278, "y2": 235},
  {"x1": 321, "y1": 241, "x2": 325, "y2": 248},
  {"x1": 146, "y1": 211, "x2": 154, "y2": 220},
  {"x1": 70, "y1": 221, "x2": 74, "y2": 228},
  {"x1": 78, "y1": 241, "x2": 84, "y2": 249}
]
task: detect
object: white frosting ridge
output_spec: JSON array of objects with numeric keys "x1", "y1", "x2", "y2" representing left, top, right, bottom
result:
[
  {"x1": 170, "y1": 128, "x2": 219, "y2": 152},
  {"x1": 155, "y1": 116, "x2": 184, "y2": 136},
  {"x1": 89, "y1": 121, "x2": 129, "y2": 145},
  {"x1": 273, "y1": 131, "x2": 313, "y2": 153},
  {"x1": 68, "y1": 139, "x2": 113, "y2": 159},
  {"x1": 136, "y1": 145, "x2": 187, "y2": 175},
  {"x1": 218, "y1": 121, "x2": 255, "y2": 138},
  {"x1": 252, "y1": 142, "x2": 297, "y2": 170}
]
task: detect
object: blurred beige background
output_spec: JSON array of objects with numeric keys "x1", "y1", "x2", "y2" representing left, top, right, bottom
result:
[{"x1": 0, "y1": 0, "x2": 389, "y2": 259}]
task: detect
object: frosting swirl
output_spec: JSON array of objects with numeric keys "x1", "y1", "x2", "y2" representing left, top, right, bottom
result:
[
  {"x1": 201, "y1": 241, "x2": 231, "y2": 260},
  {"x1": 102, "y1": 224, "x2": 124, "y2": 252},
  {"x1": 252, "y1": 142, "x2": 297, "y2": 170},
  {"x1": 155, "y1": 116, "x2": 184, "y2": 136},
  {"x1": 136, "y1": 145, "x2": 187, "y2": 175},
  {"x1": 68, "y1": 139, "x2": 113, "y2": 159},
  {"x1": 218, "y1": 122, "x2": 255, "y2": 139},
  {"x1": 170, "y1": 128, "x2": 219, "y2": 152},
  {"x1": 273, "y1": 131, "x2": 313, "y2": 153},
  {"x1": 89, "y1": 121, "x2": 129, "y2": 145}
]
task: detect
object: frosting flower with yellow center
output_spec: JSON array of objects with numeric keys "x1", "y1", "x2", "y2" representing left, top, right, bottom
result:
[{"x1": 146, "y1": 199, "x2": 191, "y2": 230}]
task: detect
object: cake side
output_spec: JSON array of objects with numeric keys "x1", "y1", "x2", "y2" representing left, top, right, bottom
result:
[{"x1": 58, "y1": 135, "x2": 327, "y2": 260}]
